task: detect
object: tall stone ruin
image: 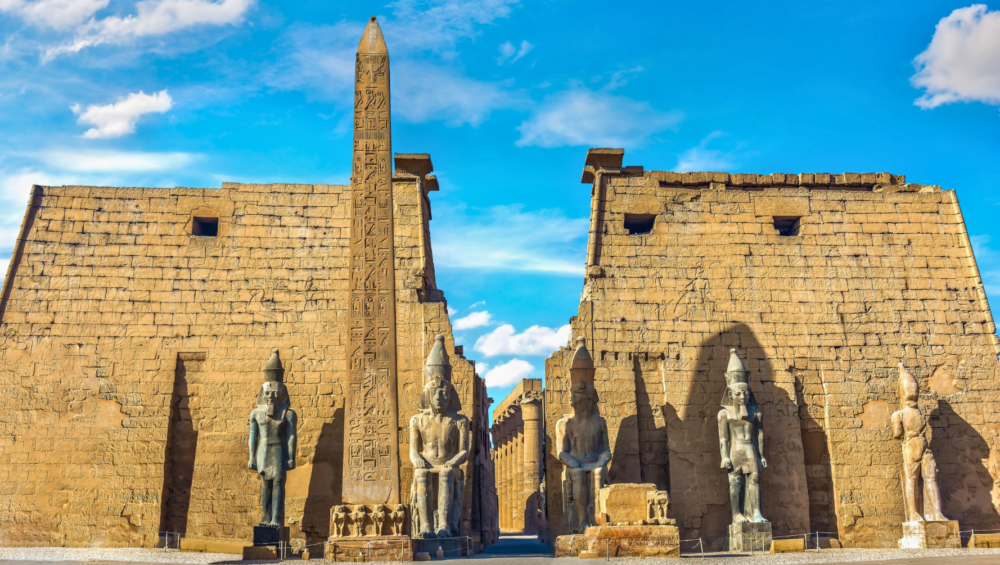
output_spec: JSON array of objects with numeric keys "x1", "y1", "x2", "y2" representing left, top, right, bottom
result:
[
  {"x1": 544, "y1": 149, "x2": 1000, "y2": 548},
  {"x1": 0, "y1": 15, "x2": 497, "y2": 556}
]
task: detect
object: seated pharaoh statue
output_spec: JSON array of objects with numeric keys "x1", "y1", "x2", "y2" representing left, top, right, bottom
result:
[
  {"x1": 557, "y1": 337, "x2": 611, "y2": 533},
  {"x1": 409, "y1": 335, "x2": 470, "y2": 539}
]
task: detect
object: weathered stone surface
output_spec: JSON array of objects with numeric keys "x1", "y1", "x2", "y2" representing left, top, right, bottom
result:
[
  {"x1": 969, "y1": 532, "x2": 1000, "y2": 548},
  {"x1": 544, "y1": 150, "x2": 1000, "y2": 548},
  {"x1": 730, "y1": 521, "x2": 771, "y2": 552},
  {"x1": 899, "y1": 520, "x2": 959, "y2": 549},
  {"x1": 770, "y1": 538, "x2": 805, "y2": 553},
  {"x1": 597, "y1": 484, "x2": 664, "y2": 525},
  {"x1": 555, "y1": 525, "x2": 680, "y2": 558}
]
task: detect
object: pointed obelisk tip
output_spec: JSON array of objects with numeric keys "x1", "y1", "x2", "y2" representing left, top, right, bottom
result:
[{"x1": 358, "y1": 15, "x2": 388, "y2": 54}]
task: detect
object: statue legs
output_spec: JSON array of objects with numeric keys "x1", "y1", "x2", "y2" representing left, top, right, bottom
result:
[
  {"x1": 921, "y1": 451, "x2": 947, "y2": 521},
  {"x1": 728, "y1": 474, "x2": 746, "y2": 523},
  {"x1": 413, "y1": 468, "x2": 435, "y2": 538},
  {"x1": 436, "y1": 467, "x2": 458, "y2": 537},
  {"x1": 903, "y1": 443, "x2": 924, "y2": 522},
  {"x1": 260, "y1": 478, "x2": 285, "y2": 527},
  {"x1": 568, "y1": 467, "x2": 595, "y2": 531},
  {"x1": 746, "y1": 472, "x2": 766, "y2": 522}
]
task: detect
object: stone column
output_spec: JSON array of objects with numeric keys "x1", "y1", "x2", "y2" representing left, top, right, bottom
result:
[
  {"x1": 521, "y1": 396, "x2": 543, "y2": 534},
  {"x1": 515, "y1": 413, "x2": 525, "y2": 532},
  {"x1": 504, "y1": 425, "x2": 514, "y2": 532}
]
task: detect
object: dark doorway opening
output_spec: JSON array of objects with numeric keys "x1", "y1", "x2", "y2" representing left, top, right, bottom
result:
[{"x1": 624, "y1": 213, "x2": 656, "y2": 235}]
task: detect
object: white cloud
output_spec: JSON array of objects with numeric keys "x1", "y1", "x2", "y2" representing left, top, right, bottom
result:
[
  {"x1": 497, "y1": 39, "x2": 532, "y2": 65},
  {"x1": 267, "y1": 1, "x2": 526, "y2": 127},
  {"x1": 675, "y1": 131, "x2": 735, "y2": 172},
  {"x1": 484, "y1": 358, "x2": 534, "y2": 388},
  {"x1": 388, "y1": 0, "x2": 520, "y2": 55},
  {"x1": 454, "y1": 310, "x2": 491, "y2": 331},
  {"x1": 475, "y1": 323, "x2": 570, "y2": 357},
  {"x1": 432, "y1": 204, "x2": 588, "y2": 276},
  {"x1": 516, "y1": 88, "x2": 683, "y2": 148},
  {"x1": 0, "y1": 0, "x2": 109, "y2": 30},
  {"x1": 911, "y1": 5, "x2": 1000, "y2": 109},
  {"x1": 394, "y1": 61, "x2": 525, "y2": 126},
  {"x1": 44, "y1": 0, "x2": 254, "y2": 60},
  {"x1": 28, "y1": 149, "x2": 199, "y2": 172},
  {"x1": 447, "y1": 306, "x2": 458, "y2": 316},
  {"x1": 72, "y1": 90, "x2": 172, "y2": 138},
  {"x1": 470, "y1": 300, "x2": 486, "y2": 309}
]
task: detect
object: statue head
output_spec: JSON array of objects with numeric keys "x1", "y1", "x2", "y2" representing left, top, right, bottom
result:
[
  {"x1": 721, "y1": 349, "x2": 756, "y2": 419},
  {"x1": 264, "y1": 349, "x2": 284, "y2": 382},
  {"x1": 570, "y1": 380, "x2": 600, "y2": 417},
  {"x1": 898, "y1": 362, "x2": 919, "y2": 407},
  {"x1": 257, "y1": 349, "x2": 290, "y2": 417},
  {"x1": 423, "y1": 334, "x2": 451, "y2": 383},
  {"x1": 422, "y1": 375, "x2": 461, "y2": 415},
  {"x1": 568, "y1": 337, "x2": 595, "y2": 389},
  {"x1": 421, "y1": 334, "x2": 461, "y2": 414}
]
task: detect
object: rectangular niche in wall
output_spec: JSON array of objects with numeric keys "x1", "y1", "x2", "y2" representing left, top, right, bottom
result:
[{"x1": 158, "y1": 352, "x2": 205, "y2": 541}]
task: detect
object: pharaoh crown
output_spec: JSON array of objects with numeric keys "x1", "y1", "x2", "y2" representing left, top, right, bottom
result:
[{"x1": 264, "y1": 349, "x2": 284, "y2": 383}]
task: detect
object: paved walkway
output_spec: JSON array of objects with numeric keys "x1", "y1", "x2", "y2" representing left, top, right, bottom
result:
[{"x1": 3, "y1": 537, "x2": 1000, "y2": 564}]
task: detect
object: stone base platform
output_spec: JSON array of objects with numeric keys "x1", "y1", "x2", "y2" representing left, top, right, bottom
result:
[
  {"x1": 412, "y1": 537, "x2": 469, "y2": 558},
  {"x1": 555, "y1": 525, "x2": 680, "y2": 559},
  {"x1": 899, "y1": 520, "x2": 959, "y2": 549},
  {"x1": 729, "y1": 521, "x2": 771, "y2": 552},
  {"x1": 326, "y1": 536, "x2": 414, "y2": 562}
]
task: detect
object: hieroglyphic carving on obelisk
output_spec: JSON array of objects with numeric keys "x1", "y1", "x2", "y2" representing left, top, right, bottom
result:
[{"x1": 343, "y1": 16, "x2": 400, "y2": 505}]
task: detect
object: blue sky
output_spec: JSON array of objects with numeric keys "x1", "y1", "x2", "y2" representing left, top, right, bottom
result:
[{"x1": 1, "y1": 0, "x2": 999, "y2": 421}]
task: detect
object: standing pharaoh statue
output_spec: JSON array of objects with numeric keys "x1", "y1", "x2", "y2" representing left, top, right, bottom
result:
[
  {"x1": 248, "y1": 349, "x2": 298, "y2": 528},
  {"x1": 892, "y1": 362, "x2": 948, "y2": 523},
  {"x1": 556, "y1": 337, "x2": 611, "y2": 533},
  {"x1": 409, "y1": 335, "x2": 470, "y2": 539},
  {"x1": 717, "y1": 349, "x2": 768, "y2": 525}
]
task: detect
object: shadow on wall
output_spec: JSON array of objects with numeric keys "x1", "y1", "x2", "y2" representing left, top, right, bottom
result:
[
  {"x1": 300, "y1": 408, "x2": 344, "y2": 544},
  {"x1": 158, "y1": 355, "x2": 200, "y2": 541},
  {"x1": 663, "y1": 323, "x2": 809, "y2": 550},
  {"x1": 930, "y1": 400, "x2": 1000, "y2": 529}
]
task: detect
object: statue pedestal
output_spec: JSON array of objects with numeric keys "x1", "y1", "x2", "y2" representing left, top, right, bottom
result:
[
  {"x1": 252, "y1": 525, "x2": 289, "y2": 559},
  {"x1": 729, "y1": 522, "x2": 771, "y2": 552},
  {"x1": 412, "y1": 537, "x2": 468, "y2": 559},
  {"x1": 899, "y1": 520, "x2": 959, "y2": 549},
  {"x1": 555, "y1": 524, "x2": 679, "y2": 558},
  {"x1": 326, "y1": 536, "x2": 413, "y2": 562}
]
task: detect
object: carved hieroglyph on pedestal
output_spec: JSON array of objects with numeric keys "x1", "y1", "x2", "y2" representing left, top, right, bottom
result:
[
  {"x1": 343, "y1": 15, "x2": 401, "y2": 507},
  {"x1": 409, "y1": 335, "x2": 470, "y2": 538},
  {"x1": 893, "y1": 362, "x2": 958, "y2": 549},
  {"x1": 556, "y1": 337, "x2": 611, "y2": 534}
]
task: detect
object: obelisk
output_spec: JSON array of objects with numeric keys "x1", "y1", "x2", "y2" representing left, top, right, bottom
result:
[{"x1": 343, "y1": 16, "x2": 401, "y2": 506}]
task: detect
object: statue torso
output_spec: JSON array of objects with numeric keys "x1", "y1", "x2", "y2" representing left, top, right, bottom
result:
[
  {"x1": 251, "y1": 407, "x2": 294, "y2": 479},
  {"x1": 563, "y1": 414, "x2": 608, "y2": 465},
  {"x1": 415, "y1": 411, "x2": 467, "y2": 466}
]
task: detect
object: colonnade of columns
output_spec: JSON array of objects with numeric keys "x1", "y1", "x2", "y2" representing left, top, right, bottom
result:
[{"x1": 490, "y1": 379, "x2": 544, "y2": 534}]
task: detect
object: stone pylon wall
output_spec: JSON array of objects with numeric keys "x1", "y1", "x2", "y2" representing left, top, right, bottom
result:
[
  {"x1": 491, "y1": 379, "x2": 544, "y2": 534},
  {"x1": 544, "y1": 149, "x2": 1000, "y2": 548},
  {"x1": 0, "y1": 157, "x2": 494, "y2": 549}
]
